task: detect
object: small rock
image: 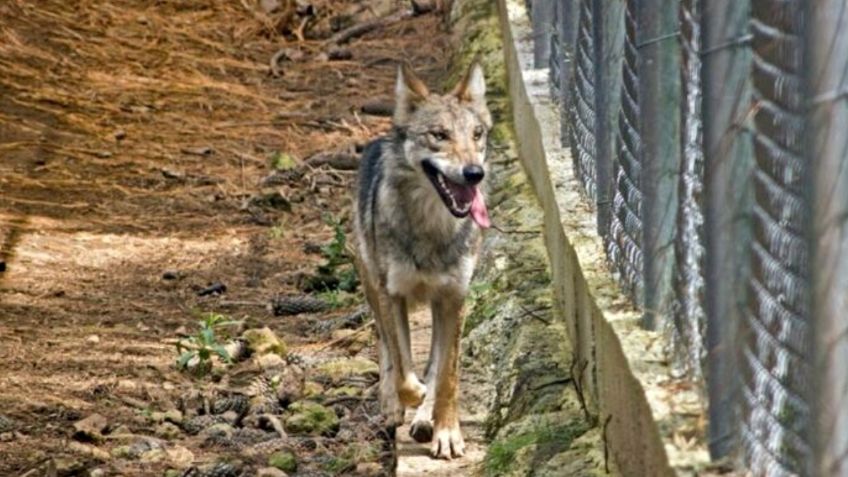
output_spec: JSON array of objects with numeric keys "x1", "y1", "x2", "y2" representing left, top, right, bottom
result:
[
  {"x1": 116, "y1": 379, "x2": 137, "y2": 391},
  {"x1": 268, "y1": 450, "x2": 297, "y2": 473},
  {"x1": 315, "y1": 357, "x2": 379, "y2": 384},
  {"x1": 155, "y1": 422, "x2": 181, "y2": 439},
  {"x1": 151, "y1": 409, "x2": 183, "y2": 425},
  {"x1": 139, "y1": 448, "x2": 166, "y2": 463},
  {"x1": 274, "y1": 365, "x2": 305, "y2": 407},
  {"x1": 243, "y1": 327, "x2": 287, "y2": 356},
  {"x1": 257, "y1": 467, "x2": 289, "y2": 477},
  {"x1": 257, "y1": 353, "x2": 286, "y2": 372},
  {"x1": 181, "y1": 146, "x2": 214, "y2": 156},
  {"x1": 326, "y1": 385, "x2": 360, "y2": 398},
  {"x1": 355, "y1": 462, "x2": 383, "y2": 476},
  {"x1": 53, "y1": 457, "x2": 84, "y2": 475},
  {"x1": 114, "y1": 129, "x2": 126, "y2": 141},
  {"x1": 284, "y1": 401, "x2": 339, "y2": 437},
  {"x1": 0, "y1": 432, "x2": 14, "y2": 442},
  {"x1": 90, "y1": 468, "x2": 107, "y2": 477},
  {"x1": 199, "y1": 422, "x2": 235, "y2": 443},
  {"x1": 68, "y1": 441, "x2": 111, "y2": 461},
  {"x1": 303, "y1": 381, "x2": 324, "y2": 398},
  {"x1": 73, "y1": 413, "x2": 108, "y2": 442},
  {"x1": 166, "y1": 445, "x2": 194, "y2": 468}
]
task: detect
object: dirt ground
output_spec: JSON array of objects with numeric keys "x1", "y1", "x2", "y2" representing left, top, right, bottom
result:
[{"x1": 0, "y1": 0, "x2": 454, "y2": 475}]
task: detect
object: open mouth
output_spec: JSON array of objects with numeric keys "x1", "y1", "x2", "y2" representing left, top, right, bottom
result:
[{"x1": 422, "y1": 160, "x2": 475, "y2": 218}]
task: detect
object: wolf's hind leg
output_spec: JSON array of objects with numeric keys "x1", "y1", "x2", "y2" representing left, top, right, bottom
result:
[{"x1": 430, "y1": 294, "x2": 465, "y2": 459}]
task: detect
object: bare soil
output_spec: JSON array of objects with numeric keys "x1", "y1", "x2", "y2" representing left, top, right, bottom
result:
[{"x1": 0, "y1": 0, "x2": 453, "y2": 475}]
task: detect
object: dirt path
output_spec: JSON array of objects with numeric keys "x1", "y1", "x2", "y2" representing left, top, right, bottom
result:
[
  {"x1": 0, "y1": 1, "x2": 457, "y2": 475},
  {"x1": 395, "y1": 310, "x2": 487, "y2": 477}
]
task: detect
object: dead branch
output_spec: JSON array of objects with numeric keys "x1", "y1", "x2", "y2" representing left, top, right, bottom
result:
[{"x1": 325, "y1": 10, "x2": 413, "y2": 46}]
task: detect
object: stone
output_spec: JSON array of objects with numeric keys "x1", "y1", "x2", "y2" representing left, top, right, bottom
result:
[
  {"x1": 85, "y1": 334, "x2": 100, "y2": 344},
  {"x1": 285, "y1": 401, "x2": 339, "y2": 436},
  {"x1": 274, "y1": 365, "x2": 305, "y2": 406},
  {"x1": 242, "y1": 327, "x2": 287, "y2": 356},
  {"x1": 303, "y1": 381, "x2": 324, "y2": 398},
  {"x1": 155, "y1": 422, "x2": 182, "y2": 440},
  {"x1": 166, "y1": 445, "x2": 194, "y2": 468},
  {"x1": 257, "y1": 467, "x2": 289, "y2": 477},
  {"x1": 355, "y1": 462, "x2": 383, "y2": 476},
  {"x1": 268, "y1": 450, "x2": 297, "y2": 473},
  {"x1": 315, "y1": 357, "x2": 378, "y2": 384},
  {"x1": 256, "y1": 353, "x2": 286, "y2": 371},
  {"x1": 72, "y1": 413, "x2": 108, "y2": 442}
]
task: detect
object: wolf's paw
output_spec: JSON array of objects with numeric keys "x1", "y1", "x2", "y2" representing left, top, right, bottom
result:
[
  {"x1": 409, "y1": 418, "x2": 433, "y2": 443},
  {"x1": 431, "y1": 421, "x2": 465, "y2": 459},
  {"x1": 397, "y1": 376, "x2": 427, "y2": 407}
]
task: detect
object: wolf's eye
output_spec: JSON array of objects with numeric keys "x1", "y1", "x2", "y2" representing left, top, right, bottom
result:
[
  {"x1": 429, "y1": 129, "x2": 450, "y2": 142},
  {"x1": 473, "y1": 126, "x2": 485, "y2": 141}
]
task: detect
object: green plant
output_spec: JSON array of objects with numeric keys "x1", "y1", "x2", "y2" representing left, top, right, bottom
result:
[
  {"x1": 175, "y1": 313, "x2": 239, "y2": 373},
  {"x1": 320, "y1": 214, "x2": 349, "y2": 269},
  {"x1": 269, "y1": 151, "x2": 297, "y2": 171},
  {"x1": 483, "y1": 422, "x2": 587, "y2": 476}
]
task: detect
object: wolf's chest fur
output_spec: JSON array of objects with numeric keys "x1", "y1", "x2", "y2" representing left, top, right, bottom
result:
[{"x1": 357, "y1": 138, "x2": 480, "y2": 299}]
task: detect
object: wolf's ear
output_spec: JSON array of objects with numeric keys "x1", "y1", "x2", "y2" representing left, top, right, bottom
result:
[
  {"x1": 452, "y1": 61, "x2": 486, "y2": 106},
  {"x1": 394, "y1": 64, "x2": 429, "y2": 125}
]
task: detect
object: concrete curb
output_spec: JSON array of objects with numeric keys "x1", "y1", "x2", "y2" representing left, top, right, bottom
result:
[{"x1": 497, "y1": 0, "x2": 710, "y2": 475}]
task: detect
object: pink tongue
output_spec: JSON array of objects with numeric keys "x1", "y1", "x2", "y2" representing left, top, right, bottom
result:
[{"x1": 470, "y1": 188, "x2": 490, "y2": 229}]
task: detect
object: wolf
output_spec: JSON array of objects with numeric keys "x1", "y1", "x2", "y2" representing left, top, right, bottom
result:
[{"x1": 353, "y1": 62, "x2": 492, "y2": 459}]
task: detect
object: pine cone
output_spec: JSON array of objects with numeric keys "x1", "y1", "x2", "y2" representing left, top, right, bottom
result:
[
  {"x1": 181, "y1": 462, "x2": 242, "y2": 477},
  {"x1": 211, "y1": 394, "x2": 249, "y2": 417},
  {"x1": 269, "y1": 295, "x2": 328, "y2": 316}
]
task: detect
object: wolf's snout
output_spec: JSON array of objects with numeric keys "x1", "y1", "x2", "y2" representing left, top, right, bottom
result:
[{"x1": 462, "y1": 165, "x2": 485, "y2": 185}]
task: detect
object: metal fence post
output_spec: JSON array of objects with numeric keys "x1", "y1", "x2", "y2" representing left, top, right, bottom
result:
[
  {"x1": 532, "y1": 0, "x2": 555, "y2": 68},
  {"x1": 700, "y1": 0, "x2": 752, "y2": 462},
  {"x1": 637, "y1": 0, "x2": 681, "y2": 330},
  {"x1": 593, "y1": 0, "x2": 625, "y2": 237},
  {"x1": 805, "y1": 2, "x2": 848, "y2": 475}
]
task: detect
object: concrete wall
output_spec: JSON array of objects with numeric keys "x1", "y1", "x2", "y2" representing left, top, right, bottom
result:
[{"x1": 497, "y1": 0, "x2": 711, "y2": 475}]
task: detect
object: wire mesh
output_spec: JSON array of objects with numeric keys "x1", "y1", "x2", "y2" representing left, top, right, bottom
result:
[
  {"x1": 741, "y1": 0, "x2": 811, "y2": 474},
  {"x1": 670, "y1": 0, "x2": 706, "y2": 379},
  {"x1": 605, "y1": 0, "x2": 643, "y2": 304},
  {"x1": 567, "y1": 0, "x2": 599, "y2": 203},
  {"x1": 548, "y1": 1, "x2": 561, "y2": 100}
]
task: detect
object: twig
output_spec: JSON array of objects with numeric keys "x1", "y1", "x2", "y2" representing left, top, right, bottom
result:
[
  {"x1": 319, "y1": 321, "x2": 374, "y2": 350},
  {"x1": 569, "y1": 357, "x2": 597, "y2": 425},
  {"x1": 325, "y1": 10, "x2": 412, "y2": 45}
]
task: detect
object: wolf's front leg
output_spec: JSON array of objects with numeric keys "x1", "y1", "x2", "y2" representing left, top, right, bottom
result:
[{"x1": 430, "y1": 294, "x2": 466, "y2": 459}]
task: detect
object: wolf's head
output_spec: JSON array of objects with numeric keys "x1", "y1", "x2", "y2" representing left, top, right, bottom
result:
[{"x1": 392, "y1": 62, "x2": 492, "y2": 229}]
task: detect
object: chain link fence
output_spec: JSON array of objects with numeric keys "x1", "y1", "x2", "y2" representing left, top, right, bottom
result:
[{"x1": 526, "y1": 0, "x2": 848, "y2": 474}]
